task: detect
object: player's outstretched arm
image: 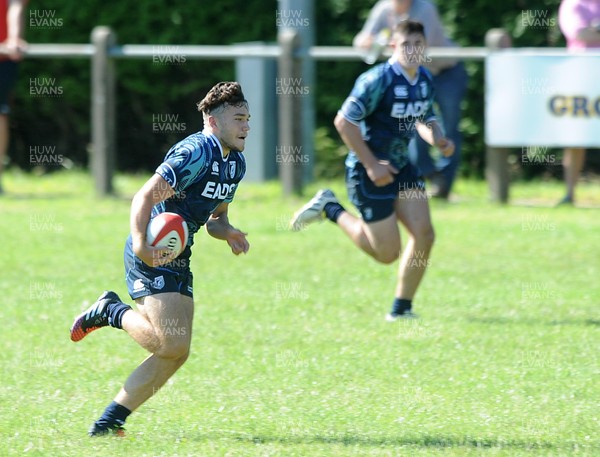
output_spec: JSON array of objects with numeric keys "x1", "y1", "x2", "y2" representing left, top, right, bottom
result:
[
  {"x1": 130, "y1": 173, "x2": 177, "y2": 266},
  {"x1": 206, "y1": 203, "x2": 249, "y2": 255},
  {"x1": 416, "y1": 120, "x2": 455, "y2": 157}
]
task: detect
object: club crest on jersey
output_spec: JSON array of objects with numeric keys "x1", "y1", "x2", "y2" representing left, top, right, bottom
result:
[
  {"x1": 394, "y1": 85, "x2": 408, "y2": 98},
  {"x1": 229, "y1": 161, "x2": 236, "y2": 178},
  {"x1": 211, "y1": 161, "x2": 219, "y2": 175},
  {"x1": 151, "y1": 275, "x2": 165, "y2": 290},
  {"x1": 419, "y1": 82, "x2": 428, "y2": 98}
]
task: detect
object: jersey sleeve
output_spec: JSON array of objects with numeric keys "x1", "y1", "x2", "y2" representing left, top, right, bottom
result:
[
  {"x1": 420, "y1": 68, "x2": 438, "y2": 124},
  {"x1": 424, "y1": 84, "x2": 437, "y2": 123},
  {"x1": 339, "y1": 66, "x2": 389, "y2": 125},
  {"x1": 155, "y1": 142, "x2": 209, "y2": 195}
]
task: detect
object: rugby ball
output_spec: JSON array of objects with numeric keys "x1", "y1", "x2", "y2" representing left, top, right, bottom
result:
[{"x1": 146, "y1": 212, "x2": 189, "y2": 258}]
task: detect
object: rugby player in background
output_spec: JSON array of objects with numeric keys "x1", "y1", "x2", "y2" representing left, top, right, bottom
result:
[{"x1": 291, "y1": 21, "x2": 453, "y2": 321}]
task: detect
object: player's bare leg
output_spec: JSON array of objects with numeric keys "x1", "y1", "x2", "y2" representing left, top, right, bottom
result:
[
  {"x1": 115, "y1": 293, "x2": 194, "y2": 412},
  {"x1": 291, "y1": 188, "x2": 431, "y2": 319},
  {"x1": 561, "y1": 147, "x2": 586, "y2": 204},
  {"x1": 393, "y1": 190, "x2": 435, "y2": 301},
  {"x1": 85, "y1": 292, "x2": 193, "y2": 436},
  {"x1": 336, "y1": 212, "x2": 400, "y2": 264},
  {"x1": 290, "y1": 188, "x2": 400, "y2": 263},
  {"x1": 331, "y1": 202, "x2": 432, "y2": 320}
]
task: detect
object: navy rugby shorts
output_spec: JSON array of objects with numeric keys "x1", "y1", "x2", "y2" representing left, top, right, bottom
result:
[
  {"x1": 124, "y1": 235, "x2": 194, "y2": 300},
  {"x1": 345, "y1": 162, "x2": 425, "y2": 223}
]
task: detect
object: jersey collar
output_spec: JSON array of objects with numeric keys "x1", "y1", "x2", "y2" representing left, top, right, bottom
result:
[
  {"x1": 388, "y1": 58, "x2": 420, "y2": 86},
  {"x1": 202, "y1": 130, "x2": 230, "y2": 161}
]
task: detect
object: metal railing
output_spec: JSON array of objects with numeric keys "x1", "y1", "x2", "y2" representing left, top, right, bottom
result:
[
  {"x1": 24, "y1": 43, "x2": 490, "y2": 60},
  {"x1": 22, "y1": 26, "x2": 517, "y2": 199}
]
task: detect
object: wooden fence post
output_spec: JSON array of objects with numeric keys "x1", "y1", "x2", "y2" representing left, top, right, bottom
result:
[
  {"x1": 277, "y1": 29, "x2": 303, "y2": 196},
  {"x1": 91, "y1": 26, "x2": 116, "y2": 196},
  {"x1": 485, "y1": 28, "x2": 512, "y2": 203}
]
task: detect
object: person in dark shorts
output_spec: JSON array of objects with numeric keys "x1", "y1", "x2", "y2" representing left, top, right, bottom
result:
[
  {"x1": 70, "y1": 82, "x2": 250, "y2": 436},
  {"x1": 290, "y1": 21, "x2": 453, "y2": 321}
]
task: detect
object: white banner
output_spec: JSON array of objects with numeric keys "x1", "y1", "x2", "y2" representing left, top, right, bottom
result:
[{"x1": 485, "y1": 51, "x2": 600, "y2": 147}]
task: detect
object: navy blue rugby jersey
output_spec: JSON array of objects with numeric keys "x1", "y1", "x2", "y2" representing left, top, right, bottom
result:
[
  {"x1": 339, "y1": 58, "x2": 437, "y2": 170},
  {"x1": 153, "y1": 130, "x2": 246, "y2": 246}
]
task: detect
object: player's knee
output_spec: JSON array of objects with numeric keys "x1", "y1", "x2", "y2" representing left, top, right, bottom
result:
[
  {"x1": 175, "y1": 348, "x2": 190, "y2": 367},
  {"x1": 373, "y1": 247, "x2": 400, "y2": 264},
  {"x1": 155, "y1": 338, "x2": 191, "y2": 361},
  {"x1": 416, "y1": 224, "x2": 435, "y2": 247}
]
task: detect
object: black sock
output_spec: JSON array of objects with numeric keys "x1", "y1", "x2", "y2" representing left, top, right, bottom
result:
[
  {"x1": 95, "y1": 401, "x2": 131, "y2": 429},
  {"x1": 391, "y1": 298, "x2": 412, "y2": 315},
  {"x1": 324, "y1": 202, "x2": 345, "y2": 223},
  {"x1": 107, "y1": 301, "x2": 132, "y2": 329}
]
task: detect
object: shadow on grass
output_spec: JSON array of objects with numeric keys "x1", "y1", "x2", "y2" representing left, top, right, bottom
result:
[
  {"x1": 466, "y1": 316, "x2": 600, "y2": 327},
  {"x1": 194, "y1": 431, "x2": 562, "y2": 451}
]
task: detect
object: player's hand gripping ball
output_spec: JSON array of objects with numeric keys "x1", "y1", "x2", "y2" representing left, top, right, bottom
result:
[{"x1": 146, "y1": 212, "x2": 189, "y2": 259}]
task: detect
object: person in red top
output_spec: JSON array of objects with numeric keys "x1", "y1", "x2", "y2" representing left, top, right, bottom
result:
[{"x1": 0, "y1": 0, "x2": 28, "y2": 194}]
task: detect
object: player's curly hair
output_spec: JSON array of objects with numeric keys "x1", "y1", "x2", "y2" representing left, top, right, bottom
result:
[{"x1": 197, "y1": 81, "x2": 247, "y2": 115}]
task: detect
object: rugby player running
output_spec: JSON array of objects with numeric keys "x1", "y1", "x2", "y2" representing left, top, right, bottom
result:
[
  {"x1": 291, "y1": 21, "x2": 454, "y2": 321},
  {"x1": 70, "y1": 82, "x2": 250, "y2": 436}
]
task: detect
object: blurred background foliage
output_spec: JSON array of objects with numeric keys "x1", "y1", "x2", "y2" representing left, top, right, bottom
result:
[{"x1": 12, "y1": 0, "x2": 596, "y2": 181}]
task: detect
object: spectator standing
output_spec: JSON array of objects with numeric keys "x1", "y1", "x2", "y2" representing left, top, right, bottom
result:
[{"x1": 557, "y1": 0, "x2": 600, "y2": 205}]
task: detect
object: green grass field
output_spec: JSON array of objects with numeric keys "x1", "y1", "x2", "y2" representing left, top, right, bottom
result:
[{"x1": 1, "y1": 170, "x2": 598, "y2": 456}]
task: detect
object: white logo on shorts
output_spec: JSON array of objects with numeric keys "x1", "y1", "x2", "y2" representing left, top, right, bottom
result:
[
  {"x1": 364, "y1": 207, "x2": 373, "y2": 221},
  {"x1": 151, "y1": 275, "x2": 165, "y2": 290}
]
